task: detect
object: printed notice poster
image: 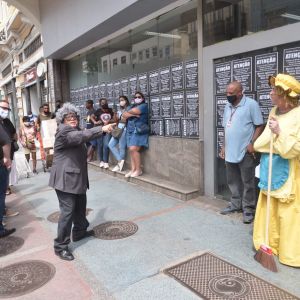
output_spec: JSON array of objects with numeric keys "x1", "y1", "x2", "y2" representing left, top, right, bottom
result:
[
  {"x1": 283, "y1": 47, "x2": 300, "y2": 81},
  {"x1": 113, "y1": 81, "x2": 120, "y2": 98},
  {"x1": 164, "y1": 118, "x2": 181, "y2": 137},
  {"x1": 171, "y1": 62, "x2": 184, "y2": 91},
  {"x1": 121, "y1": 78, "x2": 129, "y2": 96},
  {"x1": 257, "y1": 90, "x2": 273, "y2": 123},
  {"x1": 181, "y1": 118, "x2": 199, "y2": 139},
  {"x1": 255, "y1": 52, "x2": 278, "y2": 90},
  {"x1": 186, "y1": 90, "x2": 199, "y2": 118},
  {"x1": 161, "y1": 94, "x2": 172, "y2": 118},
  {"x1": 150, "y1": 95, "x2": 161, "y2": 118},
  {"x1": 150, "y1": 119, "x2": 164, "y2": 136},
  {"x1": 232, "y1": 57, "x2": 252, "y2": 91},
  {"x1": 138, "y1": 73, "x2": 148, "y2": 95},
  {"x1": 215, "y1": 62, "x2": 232, "y2": 94},
  {"x1": 216, "y1": 128, "x2": 224, "y2": 158},
  {"x1": 216, "y1": 95, "x2": 227, "y2": 127},
  {"x1": 172, "y1": 91, "x2": 185, "y2": 118},
  {"x1": 129, "y1": 75, "x2": 138, "y2": 96},
  {"x1": 107, "y1": 82, "x2": 113, "y2": 98},
  {"x1": 185, "y1": 60, "x2": 198, "y2": 89},
  {"x1": 149, "y1": 70, "x2": 160, "y2": 95},
  {"x1": 99, "y1": 83, "x2": 107, "y2": 98},
  {"x1": 159, "y1": 66, "x2": 171, "y2": 93}
]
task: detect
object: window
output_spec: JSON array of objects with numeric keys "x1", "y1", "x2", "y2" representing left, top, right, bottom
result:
[
  {"x1": 103, "y1": 60, "x2": 108, "y2": 73},
  {"x1": 152, "y1": 47, "x2": 158, "y2": 57},
  {"x1": 113, "y1": 58, "x2": 118, "y2": 67},
  {"x1": 159, "y1": 48, "x2": 163, "y2": 58},
  {"x1": 2, "y1": 64, "x2": 11, "y2": 78},
  {"x1": 121, "y1": 56, "x2": 126, "y2": 64},
  {"x1": 145, "y1": 49, "x2": 150, "y2": 59},
  {"x1": 24, "y1": 35, "x2": 42, "y2": 59},
  {"x1": 19, "y1": 52, "x2": 23, "y2": 64},
  {"x1": 165, "y1": 46, "x2": 170, "y2": 57},
  {"x1": 138, "y1": 51, "x2": 143, "y2": 61}
]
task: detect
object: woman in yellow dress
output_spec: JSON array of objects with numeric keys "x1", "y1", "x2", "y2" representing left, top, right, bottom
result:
[{"x1": 253, "y1": 73, "x2": 300, "y2": 267}]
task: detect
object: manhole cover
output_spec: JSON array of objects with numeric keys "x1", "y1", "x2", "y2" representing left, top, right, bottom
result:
[
  {"x1": 93, "y1": 221, "x2": 138, "y2": 240},
  {"x1": 47, "y1": 208, "x2": 93, "y2": 223},
  {"x1": 0, "y1": 236, "x2": 24, "y2": 257},
  {"x1": 164, "y1": 252, "x2": 300, "y2": 300},
  {"x1": 0, "y1": 260, "x2": 55, "y2": 298}
]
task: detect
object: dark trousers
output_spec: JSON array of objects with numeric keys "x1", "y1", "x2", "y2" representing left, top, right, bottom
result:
[
  {"x1": 0, "y1": 165, "x2": 8, "y2": 232},
  {"x1": 54, "y1": 189, "x2": 89, "y2": 252},
  {"x1": 225, "y1": 153, "x2": 256, "y2": 214}
]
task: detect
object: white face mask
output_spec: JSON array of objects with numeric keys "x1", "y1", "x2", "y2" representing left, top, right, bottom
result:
[
  {"x1": 134, "y1": 97, "x2": 143, "y2": 105},
  {"x1": 119, "y1": 100, "x2": 126, "y2": 107},
  {"x1": 0, "y1": 107, "x2": 9, "y2": 119}
]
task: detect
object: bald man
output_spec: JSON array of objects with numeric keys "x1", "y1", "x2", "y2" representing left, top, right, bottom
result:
[{"x1": 220, "y1": 81, "x2": 264, "y2": 224}]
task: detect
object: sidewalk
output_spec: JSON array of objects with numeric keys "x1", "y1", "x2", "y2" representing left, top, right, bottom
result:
[{"x1": 2, "y1": 167, "x2": 300, "y2": 299}]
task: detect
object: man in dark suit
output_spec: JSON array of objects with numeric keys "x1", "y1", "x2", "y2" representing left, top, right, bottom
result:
[{"x1": 49, "y1": 103, "x2": 114, "y2": 261}]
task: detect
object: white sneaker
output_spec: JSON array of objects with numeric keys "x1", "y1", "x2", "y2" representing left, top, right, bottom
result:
[
  {"x1": 112, "y1": 165, "x2": 120, "y2": 172},
  {"x1": 118, "y1": 160, "x2": 125, "y2": 172},
  {"x1": 99, "y1": 161, "x2": 105, "y2": 168},
  {"x1": 125, "y1": 171, "x2": 132, "y2": 178},
  {"x1": 103, "y1": 163, "x2": 109, "y2": 169}
]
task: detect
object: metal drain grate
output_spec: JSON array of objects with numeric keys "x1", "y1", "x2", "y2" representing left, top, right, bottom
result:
[
  {"x1": 93, "y1": 221, "x2": 138, "y2": 240},
  {"x1": 164, "y1": 252, "x2": 300, "y2": 300},
  {"x1": 0, "y1": 236, "x2": 24, "y2": 257},
  {"x1": 47, "y1": 208, "x2": 93, "y2": 223},
  {"x1": 0, "y1": 260, "x2": 55, "y2": 298}
]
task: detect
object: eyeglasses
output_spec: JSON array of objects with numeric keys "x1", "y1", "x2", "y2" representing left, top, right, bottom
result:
[{"x1": 64, "y1": 114, "x2": 77, "y2": 121}]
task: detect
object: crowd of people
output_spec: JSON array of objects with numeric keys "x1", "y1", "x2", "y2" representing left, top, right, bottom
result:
[{"x1": 1, "y1": 78, "x2": 299, "y2": 269}]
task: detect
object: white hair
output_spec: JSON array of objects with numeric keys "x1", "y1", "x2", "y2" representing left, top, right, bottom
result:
[{"x1": 56, "y1": 102, "x2": 80, "y2": 123}]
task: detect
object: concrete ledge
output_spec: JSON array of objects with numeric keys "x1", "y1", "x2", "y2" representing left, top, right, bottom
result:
[{"x1": 88, "y1": 162, "x2": 200, "y2": 201}]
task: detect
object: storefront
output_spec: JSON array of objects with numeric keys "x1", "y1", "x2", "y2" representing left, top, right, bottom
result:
[{"x1": 63, "y1": 0, "x2": 300, "y2": 198}]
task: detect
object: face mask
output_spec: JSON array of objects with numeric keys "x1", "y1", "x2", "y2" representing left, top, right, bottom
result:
[
  {"x1": 101, "y1": 104, "x2": 109, "y2": 109},
  {"x1": 0, "y1": 108, "x2": 9, "y2": 119},
  {"x1": 119, "y1": 100, "x2": 126, "y2": 108},
  {"x1": 134, "y1": 97, "x2": 143, "y2": 105},
  {"x1": 24, "y1": 122, "x2": 30, "y2": 127},
  {"x1": 227, "y1": 95, "x2": 237, "y2": 104},
  {"x1": 28, "y1": 114, "x2": 33, "y2": 118}
]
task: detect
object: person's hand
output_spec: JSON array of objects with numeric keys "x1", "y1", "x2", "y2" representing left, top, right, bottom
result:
[
  {"x1": 269, "y1": 116, "x2": 280, "y2": 135},
  {"x1": 102, "y1": 123, "x2": 116, "y2": 133},
  {"x1": 246, "y1": 143, "x2": 255, "y2": 154},
  {"x1": 219, "y1": 147, "x2": 225, "y2": 159},
  {"x1": 3, "y1": 157, "x2": 12, "y2": 169},
  {"x1": 122, "y1": 112, "x2": 130, "y2": 119}
]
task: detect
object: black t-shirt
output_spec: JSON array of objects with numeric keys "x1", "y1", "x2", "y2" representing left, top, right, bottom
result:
[
  {"x1": 0, "y1": 123, "x2": 10, "y2": 161},
  {"x1": 86, "y1": 108, "x2": 95, "y2": 129},
  {"x1": 1, "y1": 118, "x2": 16, "y2": 160},
  {"x1": 93, "y1": 108, "x2": 114, "y2": 126}
]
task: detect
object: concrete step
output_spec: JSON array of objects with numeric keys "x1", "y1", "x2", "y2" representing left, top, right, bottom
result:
[{"x1": 88, "y1": 162, "x2": 200, "y2": 201}]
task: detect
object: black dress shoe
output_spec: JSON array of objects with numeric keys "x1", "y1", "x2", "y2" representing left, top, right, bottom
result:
[
  {"x1": 55, "y1": 249, "x2": 74, "y2": 261},
  {"x1": 72, "y1": 230, "x2": 94, "y2": 242},
  {"x1": 243, "y1": 212, "x2": 254, "y2": 224},
  {"x1": 220, "y1": 206, "x2": 242, "y2": 215},
  {"x1": 0, "y1": 228, "x2": 16, "y2": 238}
]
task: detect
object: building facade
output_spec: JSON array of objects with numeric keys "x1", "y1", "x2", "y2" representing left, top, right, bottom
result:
[{"x1": 5, "y1": 0, "x2": 300, "y2": 199}]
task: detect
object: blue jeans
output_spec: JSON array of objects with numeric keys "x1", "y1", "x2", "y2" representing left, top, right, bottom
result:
[
  {"x1": 108, "y1": 129, "x2": 127, "y2": 161},
  {"x1": 0, "y1": 165, "x2": 8, "y2": 232},
  {"x1": 96, "y1": 134, "x2": 111, "y2": 163}
]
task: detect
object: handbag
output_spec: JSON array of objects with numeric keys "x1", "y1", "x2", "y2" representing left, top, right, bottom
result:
[
  {"x1": 135, "y1": 123, "x2": 149, "y2": 135},
  {"x1": 111, "y1": 127, "x2": 124, "y2": 139}
]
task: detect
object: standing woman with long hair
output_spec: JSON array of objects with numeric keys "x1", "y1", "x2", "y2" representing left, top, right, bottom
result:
[
  {"x1": 108, "y1": 95, "x2": 130, "y2": 172},
  {"x1": 122, "y1": 91, "x2": 149, "y2": 177}
]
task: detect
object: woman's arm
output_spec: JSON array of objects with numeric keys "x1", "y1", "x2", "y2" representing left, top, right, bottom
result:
[{"x1": 122, "y1": 107, "x2": 141, "y2": 119}]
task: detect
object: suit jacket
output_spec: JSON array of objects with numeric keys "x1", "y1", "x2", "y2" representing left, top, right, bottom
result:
[{"x1": 49, "y1": 124, "x2": 102, "y2": 194}]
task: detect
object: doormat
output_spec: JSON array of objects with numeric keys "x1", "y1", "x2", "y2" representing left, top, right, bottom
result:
[{"x1": 164, "y1": 252, "x2": 299, "y2": 300}]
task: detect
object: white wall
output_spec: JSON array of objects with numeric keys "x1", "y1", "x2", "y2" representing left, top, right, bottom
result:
[{"x1": 39, "y1": 0, "x2": 137, "y2": 57}]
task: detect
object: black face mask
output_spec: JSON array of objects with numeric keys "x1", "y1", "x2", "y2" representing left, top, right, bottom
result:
[
  {"x1": 227, "y1": 95, "x2": 237, "y2": 104},
  {"x1": 101, "y1": 104, "x2": 109, "y2": 109}
]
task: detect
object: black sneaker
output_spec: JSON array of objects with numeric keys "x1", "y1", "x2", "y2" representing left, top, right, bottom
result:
[
  {"x1": 0, "y1": 228, "x2": 16, "y2": 238},
  {"x1": 220, "y1": 206, "x2": 242, "y2": 215},
  {"x1": 243, "y1": 212, "x2": 254, "y2": 224},
  {"x1": 55, "y1": 249, "x2": 74, "y2": 261}
]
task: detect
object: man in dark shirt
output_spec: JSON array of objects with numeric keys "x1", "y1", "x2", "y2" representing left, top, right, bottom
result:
[
  {"x1": 85, "y1": 100, "x2": 96, "y2": 162},
  {"x1": 0, "y1": 122, "x2": 16, "y2": 238}
]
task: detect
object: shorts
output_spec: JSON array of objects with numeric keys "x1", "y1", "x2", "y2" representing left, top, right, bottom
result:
[{"x1": 23, "y1": 147, "x2": 37, "y2": 155}]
